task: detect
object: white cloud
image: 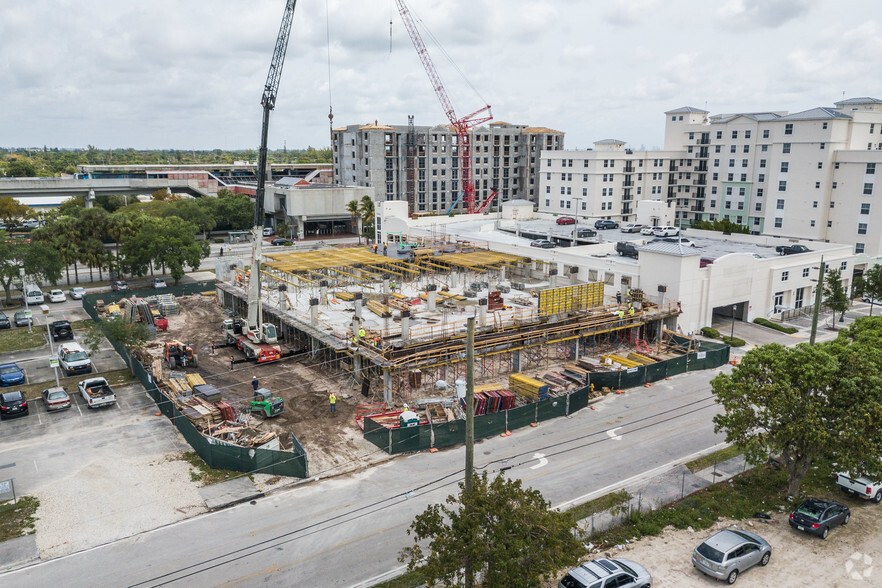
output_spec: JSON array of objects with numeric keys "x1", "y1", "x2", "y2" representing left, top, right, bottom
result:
[{"x1": 717, "y1": 0, "x2": 814, "y2": 30}]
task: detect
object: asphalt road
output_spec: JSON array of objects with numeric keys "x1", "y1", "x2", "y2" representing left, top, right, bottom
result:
[{"x1": 3, "y1": 366, "x2": 728, "y2": 587}]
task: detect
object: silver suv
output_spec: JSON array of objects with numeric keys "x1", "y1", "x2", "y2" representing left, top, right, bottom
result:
[
  {"x1": 692, "y1": 529, "x2": 771, "y2": 584},
  {"x1": 559, "y1": 557, "x2": 652, "y2": 588}
]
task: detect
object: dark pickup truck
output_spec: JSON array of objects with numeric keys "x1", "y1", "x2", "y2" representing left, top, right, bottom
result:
[
  {"x1": 775, "y1": 244, "x2": 811, "y2": 255},
  {"x1": 49, "y1": 320, "x2": 73, "y2": 342},
  {"x1": 616, "y1": 242, "x2": 639, "y2": 258}
]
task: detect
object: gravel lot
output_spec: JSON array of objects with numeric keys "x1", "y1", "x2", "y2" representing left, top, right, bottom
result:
[{"x1": 33, "y1": 452, "x2": 205, "y2": 559}]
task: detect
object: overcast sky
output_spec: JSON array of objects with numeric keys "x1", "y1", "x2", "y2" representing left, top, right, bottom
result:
[{"x1": 2, "y1": 0, "x2": 880, "y2": 152}]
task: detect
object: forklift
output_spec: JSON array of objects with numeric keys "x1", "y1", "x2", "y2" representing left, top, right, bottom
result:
[
  {"x1": 250, "y1": 388, "x2": 284, "y2": 418},
  {"x1": 164, "y1": 340, "x2": 198, "y2": 369}
]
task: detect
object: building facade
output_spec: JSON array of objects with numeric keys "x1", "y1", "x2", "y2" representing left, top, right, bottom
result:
[{"x1": 332, "y1": 120, "x2": 564, "y2": 214}]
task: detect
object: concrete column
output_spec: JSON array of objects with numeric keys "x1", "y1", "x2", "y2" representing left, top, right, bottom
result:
[
  {"x1": 383, "y1": 368, "x2": 392, "y2": 404},
  {"x1": 354, "y1": 355, "x2": 362, "y2": 378},
  {"x1": 478, "y1": 298, "x2": 487, "y2": 327},
  {"x1": 279, "y1": 285, "x2": 287, "y2": 312},
  {"x1": 309, "y1": 297, "x2": 319, "y2": 327},
  {"x1": 400, "y1": 310, "x2": 410, "y2": 343},
  {"x1": 352, "y1": 317, "x2": 361, "y2": 338},
  {"x1": 383, "y1": 278, "x2": 389, "y2": 296},
  {"x1": 319, "y1": 280, "x2": 328, "y2": 304},
  {"x1": 354, "y1": 292, "x2": 363, "y2": 320},
  {"x1": 426, "y1": 284, "x2": 437, "y2": 311}
]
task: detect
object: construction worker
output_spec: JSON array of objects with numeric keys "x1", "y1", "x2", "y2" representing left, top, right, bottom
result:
[
  {"x1": 229, "y1": 355, "x2": 234, "y2": 371},
  {"x1": 616, "y1": 291, "x2": 622, "y2": 304},
  {"x1": 219, "y1": 246, "x2": 224, "y2": 257},
  {"x1": 390, "y1": 280, "x2": 397, "y2": 292},
  {"x1": 373, "y1": 244, "x2": 378, "y2": 254},
  {"x1": 251, "y1": 376, "x2": 259, "y2": 393},
  {"x1": 383, "y1": 242, "x2": 388, "y2": 256},
  {"x1": 629, "y1": 306, "x2": 635, "y2": 318},
  {"x1": 358, "y1": 327, "x2": 366, "y2": 339},
  {"x1": 329, "y1": 392, "x2": 336, "y2": 414},
  {"x1": 374, "y1": 336, "x2": 381, "y2": 347},
  {"x1": 617, "y1": 309, "x2": 625, "y2": 326}
]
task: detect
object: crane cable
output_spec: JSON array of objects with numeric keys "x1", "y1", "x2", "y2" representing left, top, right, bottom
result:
[{"x1": 325, "y1": 0, "x2": 334, "y2": 136}]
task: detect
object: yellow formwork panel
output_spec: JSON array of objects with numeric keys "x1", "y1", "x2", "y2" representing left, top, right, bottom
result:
[{"x1": 537, "y1": 282, "x2": 604, "y2": 315}]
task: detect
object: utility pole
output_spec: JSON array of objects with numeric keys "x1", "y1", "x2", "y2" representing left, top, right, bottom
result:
[
  {"x1": 464, "y1": 315, "x2": 475, "y2": 588},
  {"x1": 810, "y1": 257, "x2": 826, "y2": 345}
]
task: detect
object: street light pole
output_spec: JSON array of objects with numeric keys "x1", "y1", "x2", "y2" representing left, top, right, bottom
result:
[
  {"x1": 41, "y1": 305, "x2": 60, "y2": 387},
  {"x1": 810, "y1": 257, "x2": 826, "y2": 345},
  {"x1": 731, "y1": 304, "x2": 736, "y2": 341}
]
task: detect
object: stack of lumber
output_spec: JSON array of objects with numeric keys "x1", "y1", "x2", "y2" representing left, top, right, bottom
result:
[
  {"x1": 541, "y1": 372, "x2": 572, "y2": 388},
  {"x1": 366, "y1": 299, "x2": 393, "y2": 318},
  {"x1": 186, "y1": 373, "x2": 207, "y2": 387},
  {"x1": 235, "y1": 428, "x2": 278, "y2": 448},
  {"x1": 562, "y1": 364, "x2": 590, "y2": 384},
  {"x1": 334, "y1": 291, "x2": 355, "y2": 301},
  {"x1": 474, "y1": 389, "x2": 517, "y2": 414},
  {"x1": 180, "y1": 397, "x2": 223, "y2": 429},
  {"x1": 601, "y1": 354, "x2": 642, "y2": 369},
  {"x1": 576, "y1": 357, "x2": 616, "y2": 372},
  {"x1": 386, "y1": 297, "x2": 412, "y2": 312},
  {"x1": 215, "y1": 401, "x2": 237, "y2": 422},
  {"x1": 157, "y1": 294, "x2": 179, "y2": 315},
  {"x1": 509, "y1": 373, "x2": 549, "y2": 402},
  {"x1": 627, "y1": 352, "x2": 656, "y2": 365},
  {"x1": 166, "y1": 373, "x2": 192, "y2": 395}
]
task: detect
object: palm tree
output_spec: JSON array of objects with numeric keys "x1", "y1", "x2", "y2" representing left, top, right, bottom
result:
[
  {"x1": 106, "y1": 212, "x2": 136, "y2": 278},
  {"x1": 346, "y1": 200, "x2": 361, "y2": 243},
  {"x1": 54, "y1": 216, "x2": 81, "y2": 285},
  {"x1": 358, "y1": 195, "x2": 375, "y2": 241}
]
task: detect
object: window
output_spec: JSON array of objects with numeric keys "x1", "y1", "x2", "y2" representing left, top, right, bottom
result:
[
  {"x1": 841, "y1": 261, "x2": 848, "y2": 271},
  {"x1": 743, "y1": 145, "x2": 750, "y2": 153},
  {"x1": 864, "y1": 183, "x2": 874, "y2": 195},
  {"x1": 823, "y1": 122, "x2": 828, "y2": 130},
  {"x1": 725, "y1": 200, "x2": 731, "y2": 209},
  {"x1": 820, "y1": 143, "x2": 825, "y2": 149},
  {"x1": 774, "y1": 217, "x2": 783, "y2": 228},
  {"x1": 758, "y1": 174, "x2": 765, "y2": 182},
  {"x1": 739, "y1": 187, "x2": 746, "y2": 196},
  {"x1": 778, "y1": 181, "x2": 787, "y2": 191},
  {"x1": 741, "y1": 159, "x2": 747, "y2": 168},
  {"x1": 816, "y1": 182, "x2": 821, "y2": 188},
  {"x1": 763, "y1": 129, "x2": 770, "y2": 138},
  {"x1": 754, "y1": 217, "x2": 761, "y2": 226},
  {"x1": 828, "y1": 220, "x2": 833, "y2": 227},
  {"x1": 757, "y1": 188, "x2": 764, "y2": 197},
  {"x1": 761, "y1": 144, "x2": 769, "y2": 152},
  {"x1": 830, "y1": 201, "x2": 835, "y2": 208},
  {"x1": 759, "y1": 159, "x2": 767, "y2": 168},
  {"x1": 545, "y1": 199, "x2": 550, "y2": 207},
  {"x1": 868, "y1": 163, "x2": 877, "y2": 175},
  {"x1": 835, "y1": 162, "x2": 840, "y2": 169},
  {"x1": 710, "y1": 200, "x2": 716, "y2": 208},
  {"x1": 755, "y1": 202, "x2": 762, "y2": 211},
  {"x1": 780, "y1": 162, "x2": 789, "y2": 172},
  {"x1": 726, "y1": 187, "x2": 733, "y2": 195},
  {"x1": 833, "y1": 182, "x2": 838, "y2": 189},
  {"x1": 810, "y1": 220, "x2": 816, "y2": 227},
  {"x1": 732, "y1": 130, "x2": 738, "y2": 139},
  {"x1": 776, "y1": 199, "x2": 785, "y2": 209},
  {"x1": 856, "y1": 243, "x2": 866, "y2": 254},
  {"x1": 745, "y1": 130, "x2": 752, "y2": 139},
  {"x1": 782, "y1": 271, "x2": 789, "y2": 282},
  {"x1": 713, "y1": 159, "x2": 720, "y2": 167},
  {"x1": 727, "y1": 173, "x2": 734, "y2": 181},
  {"x1": 861, "y1": 203, "x2": 871, "y2": 214},
  {"x1": 545, "y1": 186, "x2": 550, "y2": 194},
  {"x1": 741, "y1": 174, "x2": 747, "y2": 182},
  {"x1": 730, "y1": 145, "x2": 737, "y2": 153},
  {"x1": 737, "y1": 202, "x2": 744, "y2": 210},
  {"x1": 582, "y1": 188, "x2": 587, "y2": 196},
  {"x1": 858, "y1": 223, "x2": 868, "y2": 235},
  {"x1": 785, "y1": 123, "x2": 793, "y2": 135},
  {"x1": 712, "y1": 173, "x2": 719, "y2": 181},
  {"x1": 715, "y1": 145, "x2": 722, "y2": 153},
  {"x1": 559, "y1": 200, "x2": 565, "y2": 208},
  {"x1": 716, "y1": 131, "x2": 723, "y2": 139},
  {"x1": 728, "y1": 158, "x2": 735, "y2": 167},
  {"x1": 774, "y1": 292, "x2": 784, "y2": 307},
  {"x1": 783, "y1": 143, "x2": 791, "y2": 154}
]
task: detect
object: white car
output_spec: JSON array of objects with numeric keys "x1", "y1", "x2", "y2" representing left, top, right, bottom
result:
[
  {"x1": 48, "y1": 289, "x2": 66, "y2": 303},
  {"x1": 641, "y1": 226, "x2": 658, "y2": 235},
  {"x1": 69, "y1": 287, "x2": 86, "y2": 300},
  {"x1": 653, "y1": 226, "x2": 680, "y2": 237}
]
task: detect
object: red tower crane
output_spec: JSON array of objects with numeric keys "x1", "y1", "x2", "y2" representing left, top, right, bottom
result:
[{"x1": 394, "y1": 0, "x2": 492, "y2": 215}]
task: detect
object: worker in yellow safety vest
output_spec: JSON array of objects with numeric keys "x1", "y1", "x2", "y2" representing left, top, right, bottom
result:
[
  {"x1": 358, "y1": 328, "x2": 366, "y2": 339},
  {"x1": 629, "y1": 307, "x2": 635, "y2": 317},
  {"x1": 329, "y1": 392, "x2": 336, "y2": 413},
  {"x1": 617, "y1": 309, "x2": 625, "y2": 326}
]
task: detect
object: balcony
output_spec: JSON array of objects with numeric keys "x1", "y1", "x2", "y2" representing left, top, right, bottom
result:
[
  {"x1": 623, "y1": 181, "x2": 634, "y2": 187},
  {"x1": 623, "y1": 165, "x2": 635, "y2": 173}
]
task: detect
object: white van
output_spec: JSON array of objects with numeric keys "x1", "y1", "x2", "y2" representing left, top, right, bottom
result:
[
  {"x1": 57, "y1": 342, "x2": 93, "y2": 376},
  {"x1": 22, "y1": 283, "x2": 44, "y2": 305}
]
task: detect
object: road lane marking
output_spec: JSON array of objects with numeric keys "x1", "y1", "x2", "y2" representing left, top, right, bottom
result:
[
  {"x1": 606, "y1": 427, "x2": 622, "y2": 441},
  {"x1": 529, "y1": 453, "x2": 548, "y2": 470}
]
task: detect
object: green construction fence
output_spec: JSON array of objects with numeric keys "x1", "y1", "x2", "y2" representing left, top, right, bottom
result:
[{"x1": 82, "y1": 281, "x2": 309, "y2": 479}]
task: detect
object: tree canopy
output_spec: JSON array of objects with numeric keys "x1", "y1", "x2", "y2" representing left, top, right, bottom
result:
[
  {"x1": 823, "y1": 268, "x2": 849, "y2": 323},
  {"x1": 857, "y1": 264, "x2": 882, "y2": 316},
  {"x1": 399, "y1": 472, "x2": 583, "y2": 588},
  {"x1": 712, "y1": 321, "x2": 882, "y2": 496}
]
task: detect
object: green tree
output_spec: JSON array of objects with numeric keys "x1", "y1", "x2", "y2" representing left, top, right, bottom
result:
[
  {"x1": 823, "y1": 268, "x2": 849, "y2": 323},
  {"x1": 121, "y1": 216, "x2": 207, "y2": 283},
  {"x1": 0, "y1": 238, "x2": 64, "y2": 304},
  {"x1": 346, "y1": 199, "x2": 361, "y2": 243},
  {"x1": 712, "y1": 340, "x2": 882, "y2": 496},
  {"x1": 5, "y1": 159, "x2": 36, "y2": 177},
  {"x1": 858, "y1": 265, "x2": 882, "y2": 316},
  {"x1": 106, "y1": 211, "x2": 138, "y2": 277},
  {"x1": 689, "y1": 218, "x2": 751, "y2": 234},
  {"x1": 213, "y1": 192, "x2": 255, "y2": 231},
  {"x1": 0, "y1": 196, "x2": 33, "y2": 227},
  {"x1": 358, "y1": 195, "x2": 375, "y2": 240},
  {"x1": 276, "y1": 220, "x2": 290, "y2": 239},
  {"x1": 57, "y1": 195, "x2": 86, "y2": 216},
  {"x1": 83, "y1": 316, "x2": 151, "y2": 373},
  {"x1": 52, "y1": 216, "x2": 84, "y2": 285},
  {"x1": 160, "y1": 199, "x2": 216, "y2": 237},
  {"x1": 399, "y1": 472, "x2": 583, "y2": 588}
]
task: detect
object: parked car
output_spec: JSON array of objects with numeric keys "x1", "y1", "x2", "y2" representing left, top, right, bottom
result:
[
  {"x1": 861, "y1": 296, "x2": 880, "y2": 305},
  {"x1": 789, "y1": 497, "x2": 850, "y2": 539},
  {"x1": 559, "y1": 557, "x2": 652, "y2": 588},
  {"x1": 0, "y1": 390, "x2": 28, "y2": 419},
  {"x1": 576, "y1": 228, "x2": 597, "y2": 238},
  {"x1": 556, "y1": 216, "x2": 576, "y2": 225},
  {"x1": 111, "y1": 280, "x2": 129, "y2": 292},
  {"x1": 616, "y1": 242, "x2": 639, "y2": 259},
  {"x1": 0, "y1": 363, "x2": 25, "y2": 387},
  {"x1": 653, "y1": 237, "x2": 697, "y2": 247},
  {"x1": 271, "y1": 238, "x2": 293, "y2": 246},
  {"x1": 152, "y1": 277, "x2": 168, "y2": 289},
  {"x1": 48, "y1": 289, "x2": 66, "y2": 303},
  {"x1": 620, "y1": 223, "x2": 645, "y2": 233},
  {"x1": 0, "y1": 312, "x2": 10, "y2": 329},
  {"x1": 836, "y1": 472, "x2": 882, "y2": 503},
  {"x1": 49, "y1": 320, "x2": 74, "y2": 342},
  {"x1": 775, "y1": 244, "x2": 810, "y2": 255},
  {"x1": 530, "y1": 239, "x2": 557, "y2": 249},
  {"x1": 263, "y1": 226, "x2": 274, "y2": 237},
  {"x1": 69, "y1": 286, "x2": 86, "y2": 300},
  {"x1": 692, "y1": 529, "x2": 771, "y2": 584},
  {"x1": 41, "y1": 386, "x2": 71, "y2": 411},
  {"x1": 13, "y1": 311, "x2": 31, "y2": 328},
  {"x1": 653, "y1": 226, "x2": 680, "y2": 237},
  {"x1": 641, "y1": 225, "x2": 659, "y2": 235},
  {"x1": 700, "y1": 257, "x2": 716, "y2": 268},
  {"x1": 595, "y1": 219, "x2": 619, "y2": 230}
]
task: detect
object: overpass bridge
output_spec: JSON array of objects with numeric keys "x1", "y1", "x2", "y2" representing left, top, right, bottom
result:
[{"x1": 0, "y1": 176, "x2": 220, "y2": 205}]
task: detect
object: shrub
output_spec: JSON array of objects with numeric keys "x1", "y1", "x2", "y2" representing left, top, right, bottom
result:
[
  {"x1": 214, "y1": 238, "x2": 225, "y2": 244},
  {"x1": 700, "y1": 327, "x2": 720, "y2": 339},
  {"x1": 721, "y1": 336, "x2": 746, "y2": 347},
  {"x1": 753, "y1": 317, "x2": 798, "y2": 334}
]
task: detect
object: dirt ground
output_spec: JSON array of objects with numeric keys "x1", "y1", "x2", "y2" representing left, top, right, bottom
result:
[
  {"x1": 544, "y1": 504, "x2": 882, "y2": 587},
  {"x1": 155, "y1": 295, "x2": 392, "y2": 477}
]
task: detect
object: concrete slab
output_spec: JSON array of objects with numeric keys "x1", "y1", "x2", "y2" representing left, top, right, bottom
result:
[
  {"x1": 0, "y1": 534, "x2": 38, "y2": 570},
  {"x1": 198, "y1": 476, "x2": 260, "y2": 510},
  {"x1": 693, "y1": 454, "x2": 748, "y2": 484}
]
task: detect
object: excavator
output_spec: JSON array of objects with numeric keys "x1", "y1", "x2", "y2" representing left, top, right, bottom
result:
[{"x1": 221, "y1": 0, "x2": 296, "y2": 364}]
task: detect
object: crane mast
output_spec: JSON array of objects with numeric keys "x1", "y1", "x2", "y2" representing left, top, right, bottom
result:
[
  {"x1": 247, "y1": 0, "x2": 297, "y2": 341},
  {"x1": 394, "y1": 0, "x2": 492, "y2": 214}
]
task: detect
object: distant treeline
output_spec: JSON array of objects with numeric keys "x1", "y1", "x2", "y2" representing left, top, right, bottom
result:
[{"x1": 0, "y1": 146, "x2": 332, "y2": 177}]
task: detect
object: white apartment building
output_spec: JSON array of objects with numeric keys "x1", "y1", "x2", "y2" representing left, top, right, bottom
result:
[
  {"x1": 537, "y1": 139, "x2": 682, "y2": 223},
  {"x1": 663, "y1": 97, "x2": 882, "y2": 256},
  {"x1": 332, "y1": 120, "x2": 564, "y2": 214}
]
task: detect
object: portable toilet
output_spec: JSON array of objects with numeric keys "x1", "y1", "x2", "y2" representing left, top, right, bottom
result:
[{"x1": 399, "y1": 410, "x2": 419, "y2": 428}]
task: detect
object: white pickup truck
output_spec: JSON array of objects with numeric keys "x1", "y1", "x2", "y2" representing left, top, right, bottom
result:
[
  {"x1": 836, "y1": 472, "x2": 882, "y2": 503},
  {"x1": 77, "y1": 377, "x2": 117, "y2": 409}
]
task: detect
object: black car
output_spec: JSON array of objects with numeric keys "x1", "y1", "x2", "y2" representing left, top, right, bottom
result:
[
  {"x1": 13, "y1": 311, "x2": 31, "y2": 328},
  {"x1": 576, "y1": 228, "x2": 597, "y2": 238},
  {"x1": 0, "y1": 312, "x2": 10, "y2": 329},
  {"x1": 271, "y1": 238, "x2": 293, "y2": 246},
  {"x1": 0, "y1": 390, "x2": 29, "y2": 419},
  {"x1": 595, "y1": 219, "x2": 619, "y2": 229},
  {"x1": 50, "y1": 320, "x2": 74, "y2": 342},
  {"x1": 789, "y1": 497, "x2": 850, "y2": 539}
]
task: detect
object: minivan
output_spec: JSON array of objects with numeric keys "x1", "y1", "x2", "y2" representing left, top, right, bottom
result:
[
  {"x1": 21, "y1": 283, "x2": 44, "y2": 305},
  {"x1": 57, "y1": 343, "x2": 93, "y2": 376}
]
